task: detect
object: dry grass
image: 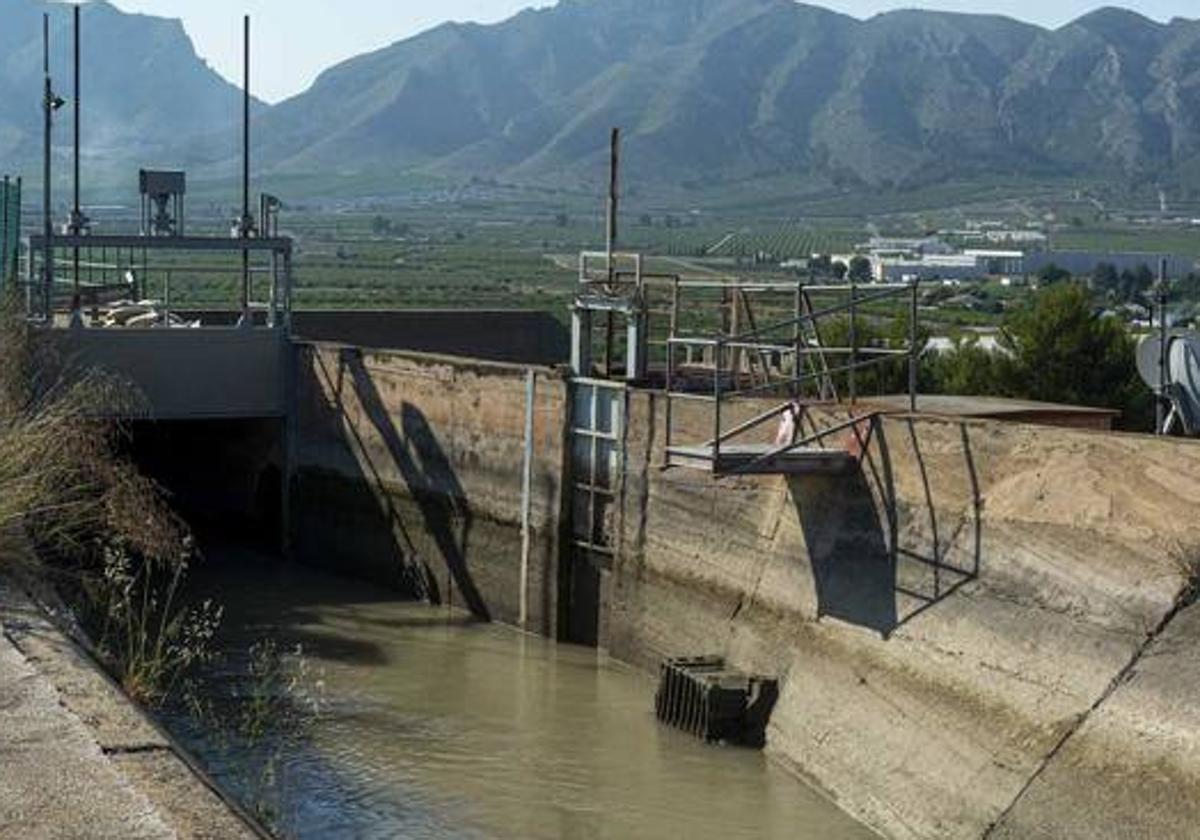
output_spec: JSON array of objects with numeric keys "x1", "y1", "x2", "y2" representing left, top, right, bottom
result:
[{"x1": 0, "y1": 294, "x2": 204, "y2": 703}]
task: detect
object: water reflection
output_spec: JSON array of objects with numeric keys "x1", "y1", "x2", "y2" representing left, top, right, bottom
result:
[{"x1": 171, "y1": 550, "x2": 874, "y2": 840}]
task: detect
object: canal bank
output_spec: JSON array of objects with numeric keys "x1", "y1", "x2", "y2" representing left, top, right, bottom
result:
[{"x1": 0, "y1": 563, "x2": 261, "y2": 839}]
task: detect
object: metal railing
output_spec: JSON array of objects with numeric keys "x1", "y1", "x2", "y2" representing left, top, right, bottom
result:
[
  {"x1": 663, "y1": 278, "x2": 921, "y2": 473},
  {"x1": 22, "y1": 232, "x2": 294, "y2": 329}
]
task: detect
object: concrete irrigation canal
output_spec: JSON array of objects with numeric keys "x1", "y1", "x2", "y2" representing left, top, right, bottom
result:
[{"x1": 3, "y1": 90, "x2": 1200, "y2": 834}]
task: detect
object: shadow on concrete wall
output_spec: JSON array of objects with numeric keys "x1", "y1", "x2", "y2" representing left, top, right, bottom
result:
[
  {"x1": 790, "y1": 469, "x2": 897, "y2": 637},
  {"x1": 790, "y1": 415, "x2": 982, "y2": 639},
  {"x1": 303, "y1": 349, "x2": 438, "y2": 601},
  {"x1": 340, "y1": 350, "x2": 492, "y2": 622}
]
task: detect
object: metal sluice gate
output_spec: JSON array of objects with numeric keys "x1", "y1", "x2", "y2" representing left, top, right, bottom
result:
[{"x1": 654, "y1": 657, "x2": 779, "y2": 747}]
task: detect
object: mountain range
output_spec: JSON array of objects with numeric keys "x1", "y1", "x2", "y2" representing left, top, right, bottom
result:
[
  {"x1": 3, "y1": 0, "x2": 1200, "y2": 198},
  {"x1": 0, "y1": 0, "x2": 262, "y2": 179}
]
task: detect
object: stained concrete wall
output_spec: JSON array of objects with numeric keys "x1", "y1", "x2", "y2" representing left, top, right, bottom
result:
[
  {"x1": 606, "y1": 392, "x2": 1200, "y2": 839},
  {"x1": 291, "y1": 344, "x2": 568, "y2": 635}
]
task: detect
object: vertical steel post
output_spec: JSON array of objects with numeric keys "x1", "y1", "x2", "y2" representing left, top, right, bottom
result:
[
  {"x1": 909, "y1": 280, "x2": 919, "y2": 413},
  {"x1": 606, "y1": 128, "x2": 619, "y2": 277},
  {"x1": 282, "y1": 246, "x2": 293, "y2": 333},
  {"x1": 71, "y1": 3, "x2": 80, "y2": 305},
  {"x1": 713, "y1": 339, "x2": 723, "y2": 472},
  {"x1": 13, "y1": 177, "x2": 21, "y2": 295},
  {"x1": 730, "y1": 288, "x2": 741, "y2": 380},
  {"x1": 240, "y1": 15, "x2": 251, "y2": 323},
  {"x1": 848, "y1": 278, "x2": 858, "y2": 405},
  {"x1": 1, "y1": 176, "x2": 9, "y2": 291},
  {"x1": 665, "y1": 276, "x2": 680, "y2": 462},
  {"x1": 1158, "y1": 257, "x2": 1169, "y2": 434},
  {"x1": 42, "y1": 13, "x2": 54, "y2": 321},
  {"x1": 793, "y1": 281, "x2": 802, "y2": 398},
  {"x1": 604, "y1": 128, "x2": 619, "y2": 377}
]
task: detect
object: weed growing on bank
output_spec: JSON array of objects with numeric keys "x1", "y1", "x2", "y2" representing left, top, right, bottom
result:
[
  {"x1": 1, "y1": 297, "x2": 325, "y2": 836},
  {"x1": 178, "y1": 640, "x2": 326, "y2": 836},
  {"x1": 0, "y1": 295, "x2": 208, "y2": 703}
]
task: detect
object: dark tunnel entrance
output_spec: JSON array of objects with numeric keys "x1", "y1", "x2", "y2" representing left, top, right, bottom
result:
[{"x1": 121, "y1": 418, "x2": 287, "y2": 553}]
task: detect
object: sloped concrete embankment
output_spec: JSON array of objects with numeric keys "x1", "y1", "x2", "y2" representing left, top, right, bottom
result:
[{"x1": 607, "y1": 394, "x2": 1200, "y2": 839}]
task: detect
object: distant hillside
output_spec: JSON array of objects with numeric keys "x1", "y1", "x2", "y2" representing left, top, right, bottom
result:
[
  {"x1": 0, "y1": 0, "x2": 262, "y2": 181},
  {"x1": 251, "y1": 0, "x2": 1200, "y2": 194},
  {"x1": 4, "y1": 0, "x2": 1200, "y2": 202}
]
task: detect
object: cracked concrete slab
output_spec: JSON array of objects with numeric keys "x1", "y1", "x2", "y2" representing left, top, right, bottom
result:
[{"x1": 0, "y1": 628, "x2": 174, "y2": 840}]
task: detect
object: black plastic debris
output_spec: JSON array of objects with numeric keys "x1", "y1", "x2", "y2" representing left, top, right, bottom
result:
[{"x1": 654, "y1": 656, "x2": 779, "y2": 748}]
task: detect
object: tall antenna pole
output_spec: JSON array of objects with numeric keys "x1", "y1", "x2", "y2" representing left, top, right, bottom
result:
[
  {"x1": 606, "y1": 127, "x2": 620, "y2": 279},
  {"x1": 71, "y1": 3, "x2": 81, "y2": 309},
  {"x1": 243, "y1": 15, "x2": 250, "y2": 233},
  {"x1": 239, "y1": 14, "x2": 253, "y2": 323},
  {"x1": 42, "y1": 13, "x2": 54, "y2": 321},
  {"x1": 604, "y1": 127, "x2": 619, "y2": 376}
]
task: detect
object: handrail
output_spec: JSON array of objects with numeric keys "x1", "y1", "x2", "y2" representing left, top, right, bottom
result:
[
  {"x1": 720, "y1": 352, "x2": 906, "y2": 401},
  {"x1": 668, "y1": 335, "x2": 908, "y2": 356},
  {"x1": 659, "y1": 267, "x2": 921, "y2": 475},
  {"x1": 702, "y1": 401, "x2": 792, "y2": 448},
  {"x1": 729, "y1": 284, "x2": 914, "y2": 344},
  {"x1": 725, "y1": 412, "x2": 879, "y2": 477}
]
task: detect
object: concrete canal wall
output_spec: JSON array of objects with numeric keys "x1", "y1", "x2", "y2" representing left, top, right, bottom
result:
[
  {"x1": 292, "y1": 344, "x2": 569, "y2": 636},
  {"x1": 288, "y1": 346, "x2": 1200, "y2": 839}
]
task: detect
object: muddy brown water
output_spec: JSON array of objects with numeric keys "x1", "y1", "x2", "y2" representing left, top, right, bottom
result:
[{"x1": 169, "y1": 549, "x2": 874, "y2": 839}]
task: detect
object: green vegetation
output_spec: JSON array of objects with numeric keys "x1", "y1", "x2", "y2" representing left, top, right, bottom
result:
[{"x1": 927, "y1": 284, "x2": 1152, "y2": 429}]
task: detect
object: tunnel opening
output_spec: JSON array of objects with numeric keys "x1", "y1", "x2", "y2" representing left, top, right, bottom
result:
[{"x1": 120, "y1": 418, "x2": 287, "y2": 555}]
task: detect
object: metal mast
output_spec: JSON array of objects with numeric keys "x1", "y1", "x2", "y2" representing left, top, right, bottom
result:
[
  {"x1": 42, "y1": 13, "x2": 58, "y2": 321},
  {"x1": 604, "y1": 127, "x2": 619, "y2": 376},
  {"x1": 70, "y1": 3, "x2": 87, "y2": 313},
  {"x1": 1158, "y1": 257, "x2": 1170, "y2": 434},
  {"x1": 238, "y1": 14, "x2": 255, "y2": 324}
]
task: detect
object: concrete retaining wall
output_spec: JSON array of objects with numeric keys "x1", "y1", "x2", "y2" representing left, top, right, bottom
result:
[
  {"x1": 292, "y1": 344, "x2": 568, "y2": 635},
  {"x1": 606, "y1": 393, "x2": 1200, "y2": 839}
]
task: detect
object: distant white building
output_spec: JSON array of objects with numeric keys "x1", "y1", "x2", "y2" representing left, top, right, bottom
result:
[
  {"x1": 964, "y1": 249, "x2": 1025, "y2": 275},
  {"x1": 860, "y1": 236, "x2": 954, "y2": 259},
  {"x1": 926, "y1": 332, "x2": 1005, "y2": 355},
  {"x1": 876, "y1": 254, "x2": 985, "y2": 282}
]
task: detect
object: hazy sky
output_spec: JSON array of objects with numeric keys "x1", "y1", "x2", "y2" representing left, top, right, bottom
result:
[{"x1": 107, "y1": 0, "x2": 1199, "y2": 103}]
